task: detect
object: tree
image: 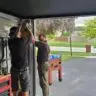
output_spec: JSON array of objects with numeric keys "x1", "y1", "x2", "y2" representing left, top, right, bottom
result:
[
  {"x1": 58, "y1": 17, "x2": 75, "y2": 36},
  {"x1": 36, "y1": 19, "x2": 55, "y2": 35},
  {"x1": 36, "y1": 17, "x2": 75, "y2": 36},
  {"x1": 83, "y1": 18, "x2": 96, "y2": 39}
]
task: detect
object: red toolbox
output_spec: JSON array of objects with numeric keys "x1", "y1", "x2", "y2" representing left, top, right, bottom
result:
[
  {"x1": 48, "y1": 54, "x2": 63, "y2": 85},
  {"x1": 0, "y1": 74, "x2": 12, "y2": 96}
]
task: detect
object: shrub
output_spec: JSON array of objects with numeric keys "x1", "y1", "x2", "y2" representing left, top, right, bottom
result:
[
  {"x1": 47, "y1": 34, "x2": 55, "y2": 39},
  {"x1": 62, "y1": 32, "x2": 71, "y2": 37}
]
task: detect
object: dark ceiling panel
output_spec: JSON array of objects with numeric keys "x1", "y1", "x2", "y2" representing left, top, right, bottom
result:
[{"x1": 0, "y1": 0, "x2": 96, "y2": 18}]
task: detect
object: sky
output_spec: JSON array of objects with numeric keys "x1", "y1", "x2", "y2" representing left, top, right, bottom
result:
[{"x1": 75, "y1": 16, "x2": 96, "y2": 26}]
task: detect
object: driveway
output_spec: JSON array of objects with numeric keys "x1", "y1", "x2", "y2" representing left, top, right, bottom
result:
[{"x1": 36, "y1": 58, "x2": 96, "y2": 96}]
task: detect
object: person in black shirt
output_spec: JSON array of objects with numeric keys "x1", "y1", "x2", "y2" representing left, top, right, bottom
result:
[
  {"x1": 8, "y1": 26, "x2": 31, "y2": 96},
  {"x1": 32, "y1": 34, "x2": 50, "y2": 96}
]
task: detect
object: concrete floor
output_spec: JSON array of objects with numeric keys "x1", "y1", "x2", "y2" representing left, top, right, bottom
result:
[{"x1": 36, "y1": 58, "x2": 96, "y2": 96}]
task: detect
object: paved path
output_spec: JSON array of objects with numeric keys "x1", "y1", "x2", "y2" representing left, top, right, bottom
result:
[
  {"x1": 36, "y1": 58, "x2": 96, "y2": 96},
  {"x1": 50, "y1": 46, "x2": 96, "y2": 53}
]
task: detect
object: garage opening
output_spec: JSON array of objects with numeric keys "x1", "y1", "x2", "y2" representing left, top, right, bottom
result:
[
  {"x1": 0, "y1": 13, "x2": 96, "y2": 96},
  {"x1": 35, "y1": 16, "x2": 96, "y2": 96}
]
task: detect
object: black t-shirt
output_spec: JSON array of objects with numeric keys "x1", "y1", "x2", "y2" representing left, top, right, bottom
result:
[
  {"x1": 35, "y1": 41, "x2": 50, "y2": 63},
  {"x1": 8, "y1": 37, "x2": 30, "y2": 71}
]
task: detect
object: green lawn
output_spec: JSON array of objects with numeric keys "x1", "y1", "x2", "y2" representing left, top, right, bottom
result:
[
  {"x1": 48, "y1": 40, "x2": 96, "y2": 47},
  {"x1": 51, "y1": 51, "x2": 96, "y2": 61},
  {"x1": 36, "y1": 40, "x2": 96, "y2": 61}
]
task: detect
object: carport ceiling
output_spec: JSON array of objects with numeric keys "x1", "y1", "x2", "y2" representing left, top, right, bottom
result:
[{"x1": 0, "y1": 0, "x2": 96, "y2": 18}]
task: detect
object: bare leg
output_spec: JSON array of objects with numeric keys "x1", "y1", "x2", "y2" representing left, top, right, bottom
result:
[
  {"x1": 12, "y1": 90, "x2": 18, "y2": 96},
  {"x1": 22, "y1": 92, "x2": 29, "y2": 96}
]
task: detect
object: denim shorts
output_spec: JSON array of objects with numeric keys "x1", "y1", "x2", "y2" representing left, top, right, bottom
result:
[{"x1": 11, "y1": 67, "x2": 30, "y2": 92}]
